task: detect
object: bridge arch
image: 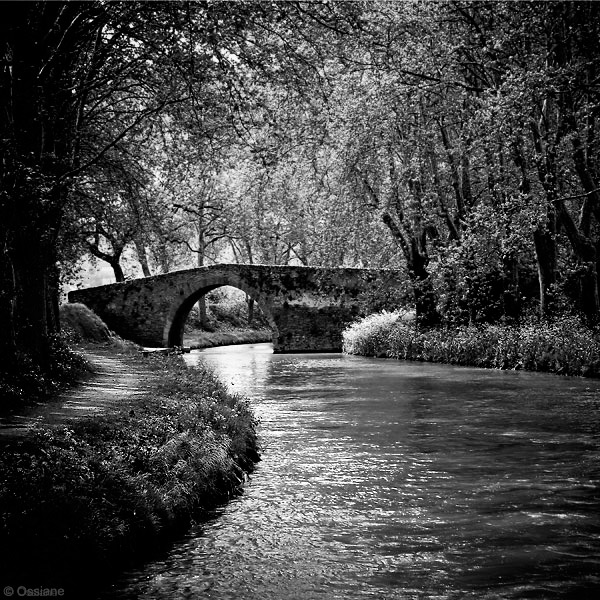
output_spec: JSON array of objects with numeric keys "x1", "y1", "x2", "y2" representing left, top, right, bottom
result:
[
  {"x1": 68, "y1": 264, "x2": 404, "y2": 352},
  {"x1": 163, "y1": 273, "x2": 279, "y2": 347}
]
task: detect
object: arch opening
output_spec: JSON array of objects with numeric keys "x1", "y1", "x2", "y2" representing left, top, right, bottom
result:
[{"x1": 166, "y1": 283, "x2": 278, "y2": 348}]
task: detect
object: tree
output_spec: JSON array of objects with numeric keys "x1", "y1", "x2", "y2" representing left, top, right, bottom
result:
[
  {"x1": 1, "y1": 2, "x2": 108, "y2": 367},
  {"x1": 0, "y1": 0, "x2": 284, "y2": 371},
  {"x1": 456, "y1": 1, "x2": 600, "y2": 320}
]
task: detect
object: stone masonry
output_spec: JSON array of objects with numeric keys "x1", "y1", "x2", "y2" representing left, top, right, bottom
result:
[{"x1": 68, "y1": 264, "x2": 405, "y2": 352}]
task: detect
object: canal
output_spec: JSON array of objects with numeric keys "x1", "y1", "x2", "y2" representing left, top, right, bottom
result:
[{"x1": 102, "y1": 343, "x2": 600, "y2": 599}]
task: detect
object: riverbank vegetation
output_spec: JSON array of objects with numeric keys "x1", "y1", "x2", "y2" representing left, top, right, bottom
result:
[
  {"x1": 0, "y1": 348, "x2": 260, "y2": 588},
  {"x1": 0, "y1": 303, "x2": 260, "y2": 588},
  {"x1": 344, "y1": 311, "x2": 600, "y2": 378},
  {"x1": 0, "y1": 336, "x2": 90, "y2": 411}
]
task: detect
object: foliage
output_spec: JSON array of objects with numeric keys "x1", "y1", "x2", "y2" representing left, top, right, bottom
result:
[
  {"x1": 0, "y1": 353, "x2": 259, "y2": 586},
  {"x1": 344, "y1": 312, "x2": 600, "y2": 378},
  {"x1": 0, "y1": 336, "x2": 90, "y2": 410},
  {"x1": 5, "y1": 1, "x2": 600, "y2": 373}
]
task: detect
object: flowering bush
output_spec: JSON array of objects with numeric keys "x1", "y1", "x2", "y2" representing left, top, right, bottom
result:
[{"x1": 342, "y1": 310, "x2": 406, "y2": 356}]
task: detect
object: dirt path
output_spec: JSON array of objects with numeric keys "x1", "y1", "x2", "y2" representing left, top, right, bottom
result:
[{"x1": 0, "y1": 347, "x2": 156, "y2": 438}]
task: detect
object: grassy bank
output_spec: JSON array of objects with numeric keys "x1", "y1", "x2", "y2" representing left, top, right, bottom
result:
[
  {"x1": 343, "y1": 311, "x2": 600, "y2": 378},
  {"x1": 0, "y1": 307, "x2": 260, "y2": 590}
]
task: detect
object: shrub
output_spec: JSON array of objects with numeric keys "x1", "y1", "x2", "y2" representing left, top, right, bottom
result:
[{"x1": 342, "y1": 310, "x2": 404, "y2": 356}]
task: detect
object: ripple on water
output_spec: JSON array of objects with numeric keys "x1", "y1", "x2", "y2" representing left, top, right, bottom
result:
[{"x1": 101, "y1": 346, "x2": 600, "y2": 600}]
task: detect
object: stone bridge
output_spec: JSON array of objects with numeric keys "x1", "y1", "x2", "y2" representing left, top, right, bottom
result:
[{"x1": 68, "y1": 264, "x2": 404, "y2": 352}]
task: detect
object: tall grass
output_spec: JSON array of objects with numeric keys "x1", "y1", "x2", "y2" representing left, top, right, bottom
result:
[
  {"x1": 0, "y1": 353, "x2": 260, "y2": 587},
  {"x1": 343, "y1": 313, "x2": 600, "y2": 378}
]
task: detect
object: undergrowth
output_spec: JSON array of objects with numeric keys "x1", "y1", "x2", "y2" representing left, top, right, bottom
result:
[
  {"x1": 343, "y1": 312, "x2": 600, "y2": 377},
  {"x1": 0, "y1": 335, "x2": 90, "y2": 409},
  {"x1": 0, "y1": 353, "x2": 260, "y2": 588}
]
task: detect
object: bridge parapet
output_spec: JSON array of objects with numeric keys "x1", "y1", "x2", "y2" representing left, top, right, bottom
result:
[{"x1": 68, "y1": 264, "x2": 405, "y2": 352}]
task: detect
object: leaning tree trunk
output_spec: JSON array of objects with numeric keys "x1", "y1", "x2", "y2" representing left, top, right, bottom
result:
[
  {"x1": 134, "y1": 238, "x2": 152, "y2": 277},
  {"x1": 382, "y1": 213, "x2": 440, "y2": 327},
  {"x1": 87, "y1": 241, "x2": 126, "y2": 282}
]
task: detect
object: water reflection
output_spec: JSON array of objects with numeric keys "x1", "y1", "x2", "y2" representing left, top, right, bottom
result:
[{"x1": 102, "y1": 343, "x2": 600, "y2": 599}]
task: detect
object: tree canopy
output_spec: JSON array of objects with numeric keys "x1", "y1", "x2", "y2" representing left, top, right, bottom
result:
[{"x1": 2, "y1": 0, "x2": 600, "y2": 372}]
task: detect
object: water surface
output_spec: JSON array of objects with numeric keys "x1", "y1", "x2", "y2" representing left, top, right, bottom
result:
[{"x1": 102, "y1": 343, "x2": 600, "y2": 599}]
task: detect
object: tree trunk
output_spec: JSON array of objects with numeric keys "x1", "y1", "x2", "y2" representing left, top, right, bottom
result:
[
  {"x1": 533, "y1": 218, "x2": 557, "y2": 319},
  {"x1": 135, "y1": 238, "x2": 151, "y2": 277},
  {"x1": 1, "y1": 208, "x2": 62, "y2": 370},
  {"x1": 0, "y1": 252, "x2": 17, "y2": 366},
  {"x1": 87, "y1": 242, "x2": 125, "y2": 282},
  {"x1": 111, "y1": 260, "x2": 125, "y2": 283},
  {"x1": 12, "y1": 248, "x2": 55, "y2": 368},
  {"x1": 501, "y1": 253, "x2": 521, "y2": 321},
  {"x1": 555, "y1": 200, "x2": 599, "y2": 321},
  {"x1": 247, "y1": 295, "x2": 255, "y2": 324},
  {"x1": 409, "y1": 243, "x2": 441, "y2": 328},
  {"x1": 512, "y1": 134, "x2": 558, "y2": 320},
  {"x1": 566, "y1": 132, "x2": 600, "y2": 320},
  {"x1": 382, "y1": 213, "x2": 440, "y2": 326},
  {"x1": 196, "y1": 232, "x2": 209, "y2": 329},
  {"x1": 198, "y1": 296, "x2": 208, "y2": 329}
]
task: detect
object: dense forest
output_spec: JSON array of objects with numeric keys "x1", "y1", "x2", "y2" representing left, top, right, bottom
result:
[{"x1": 2, "y1": 1, "x2": 600, "y2": 373}]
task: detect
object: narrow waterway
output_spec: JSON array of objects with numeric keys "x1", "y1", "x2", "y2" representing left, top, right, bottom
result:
[{"x1": 103, "y1": 343, "x2": 600, "y2": 599}]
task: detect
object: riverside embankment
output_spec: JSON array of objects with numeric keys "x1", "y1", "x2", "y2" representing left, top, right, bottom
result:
[
  {"x1": 343, "y1": 311, "x2": 600, "y2": 378},
  {"x1": 0, "y1": 341, "x2": 260, "y2": 594}
]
